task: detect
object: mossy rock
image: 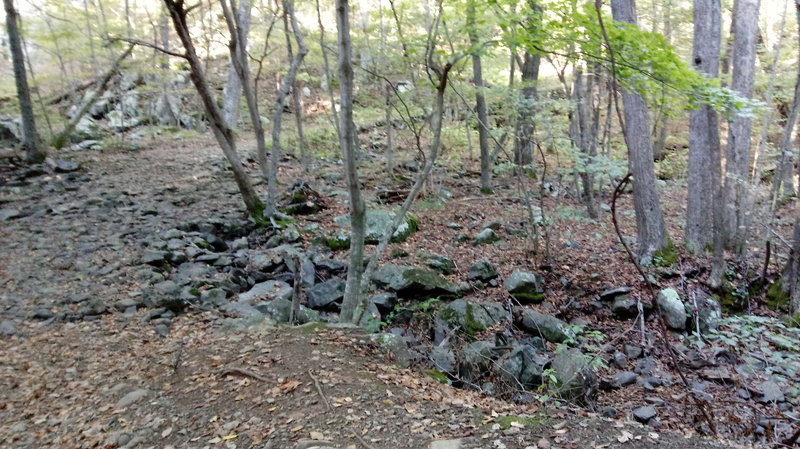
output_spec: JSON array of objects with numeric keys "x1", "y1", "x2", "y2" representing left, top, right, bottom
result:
[
  {"x1": 424, "y1": 369, "x2": 450, "y2": 384},
  {"x1": 333, "y1": 210, "x2": 419, "y2": 245}
]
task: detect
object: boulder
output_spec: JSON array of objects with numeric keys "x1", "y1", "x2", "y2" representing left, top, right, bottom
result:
[
  {"x1": 257, "y1": 298, "x2": 320, "y2": 324},
  {"x1": 468, "y1": 260, "x2": 499, "y2": 282},
  {"x1": 439, "y1": 299, "x2": 510, "y2": 335},
  {"x1": 632, "y1": 405, "x2": 657, "y2": 423},
  {"x1": 551, "y1": 348, "x2": 597, "y2": 403},
  {"x1": 496, "y1": 345, "x2": 548, "y2": 388},
  {"x1": 239, "y1": 280, "x2": 293, "y2": 304},
  {"x1": 306, "y1": 279, "x2": 346, "y2": 310},
  {"x1": 372, "y1": 264, "x2": 461, "y2": 298},
  {"x1": 514, "y1": 308, "x2": 571, "y2": 343},
  {"x1": 472, "y1": 228, "x2": 499, "y2": 245},
  {"x1": 504, "y1": 271, "x2": 544, "y2": 303},
  {"x1": 693, "y1": 295, "x2": 721, "y2": 334},
  {"x1": 333, "y1": 209, "x2": 418, "y2": 244},
  {"x1": 612, "y1": 296, "x2": 638, "y2": 319},
  {"x1": 461, "y1": 340, "x2": 496, "y2": 375},
  {"x1": 656, "y1": 288, "x2": 687, "y2": 330},
  {"x1": 421, "y1": 253, "x2": 456, "y2": 274}
]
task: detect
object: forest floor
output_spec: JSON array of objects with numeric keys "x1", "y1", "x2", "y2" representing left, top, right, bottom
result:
[{"x1": 0, "y1": 132, "x2": 795, "y2": 449}]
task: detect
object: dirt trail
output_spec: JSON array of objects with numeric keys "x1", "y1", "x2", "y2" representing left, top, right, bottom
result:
[{"x1": 0, "y1": 139, "x2": 742, "y2": 448}]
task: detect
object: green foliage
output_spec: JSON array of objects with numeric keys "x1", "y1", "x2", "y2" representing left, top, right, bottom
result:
[
  {"x1": 766, "y1": 280, "x2": 790, "y2": 311},
  {"x1": 652, "y1": 241, "x2": 678, "y2": 267},
  {"x1": 424, "y1": 369, "x2": 450, "y2": 384}
]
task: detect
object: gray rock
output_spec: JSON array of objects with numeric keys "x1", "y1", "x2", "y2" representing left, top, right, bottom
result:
[
  {"x1": 230, "y1": 237, "x2": 248, "y2": 251},
  {"x1": 612, "y1": 371, "x2": 638, "y2": 388},
  {"x1": 599, "y1": 286, "x2": 632, "y2": 301},
  {"x1": 0, "y1": 320, "x2": 18, "y2": 337},
  {"x1": 461, "y1": 340, "x2": 495, "y2": 374},
  {"x1": 468, "y1": 260, "x2": 498, "y2": 282},
  {"x1": 431, "y1": 346, "x2": 456, "y2": 374},
  {"x1": 624, "y1": 344, "x2": 643, "y2": 359},
  {"x1": 504, "y1": 270, "x2": 544, "y2": 303},
  {"x1": 258, "y1": 298, "x2": 320, "y2": 324},
  {"x1": 551, "y1": 348, "x2": 597, "y2": 402},
  {"x1": 221, "y1": 301, "x2": 264, "y2": 319},
  {"x1": 154, "y1": 324, "x2": 170, "y2": 337},
  {"x1": 632, "y1": 405, "x2": 657, "y2": 423},
  {"x1": 0, "y1": 209, "x2": 22, "y2": 221},
  {"x1": 422, "y1": 253, "x2": 456, "y2": 274},
  {"x1": 200, "y1": 288, "x2": 228, "y2": 308},
  {"x1": 172, "y1": 262, "x2": 214, "y2": 285},
  {"x1": 635, "y1": 357, "x2": 656, "y2": 375},
  {"x1": 514, "y1": 308, "x2": 571, "y2": 343},
  {"x1": 373, "y1": 264, "x2": 460, "y2": 297},
  {"x1": 694, "y1": 295, "x2": 722, "y2": 333},
  {"x1": 141, "y1": 250, "x2": 167, "y2": 265},
  {"x1": 613, "y1": 351, "x2": 628, "y2": 369},
  {"x1": 758, "y1": 380, "x2": 785, "y2": 403},
  {"x1": 115, "y1": 389, "x2": 149, "y2": 408},
  {"x1": 656, "y1": 288, "x2": 686, "y2": 330},
  {"x1": 31, "y1": 308, "x2": 55, "y2": 320},
  {"x1": 333, "y1": 209, "x2": 418, "y2": 244},
  {"x1": 439, "y1": 299, "x2": 510, "y2": 335},
  {"x1": 496, "y1": 344, "x2": 548, "y2": 388},
  {"x1": 79, "y1": 298, "x2": 107, "y2": 316},
  {"x1": 239, "y1": 280, "x2": 293, "y2": 304},
  {"x1": 472, "y1": 228, "x2": 499, "y2": 245},
  {"x1": 370, "y1": 293, "x2": 398, "y2": 314},
  {"x1": 306, "y1": 279, "x2": 346, "y2": 309},
  {"x1": 612, "y1": 296, "x2": 638, "y2": 319},
  {"x1": 429, "y1": 439, "x2": 462, "y2": 449}
]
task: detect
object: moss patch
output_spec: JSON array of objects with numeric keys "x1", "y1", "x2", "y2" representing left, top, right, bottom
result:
[
  {"x1": 494, "y1": 415, "x2": 547, "y2": 430},
  {"x1": 653, "y1": 241, "x2": 678, "y2": 267},
  {"x1": 510, "y1": 292, "x2": 545, "y2": 303},
  {"x1": 424, "y1": 369, "x2": 449, "y2": 384},
  {"x1": 766, "y1": 280, "x2": 790, "y2": 311}
]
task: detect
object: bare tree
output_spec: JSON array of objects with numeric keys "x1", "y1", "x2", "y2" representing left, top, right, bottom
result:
[
  {"x1": 265, "y1": 0, "x2": 308, "y2": 216},
  {"x1": 163, "y1": 0, "x2": 264, "y2": 218},
  {"x1": 4, "y1": 0, "x2": 46, "y2": 162},
  {"x1": 337, "y1": 0, "x2": 368, "y2": 324},
  {"x1": 222, "y1": 0, "x2": 251, "y2": 130},
  {"x1": 282, "y1": 7, "x2": 308, "y2": 171},
  {"x1": 686, "y1": 0, "x2": 721, "y2": 253},
  {"x1": 467, "y1": 0, "x2": 492, "y2": 192},
  {"x1": 610, "y1": 0, "x2": 669, "y2": 264},
  {"x1": 722, "y1": 0, "x2": 760, "y2": 252},
  {"x1": 573, "y1": 67, "x2": 600, "y2": 219},
  {"x1": 771, "y1": 0, "x2": 800, "y2": 201}
]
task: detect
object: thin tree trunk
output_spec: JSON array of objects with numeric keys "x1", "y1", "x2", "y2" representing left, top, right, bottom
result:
[
  {"x1": 163, "y1": 0, "x2": 264, "y2": 219},
  {"x1": 514, "y1": 46, "x2": 540, "y2": 166},
  {"x1": 467, "y1": 0, "x2": 491, "y2": 192},
  {"x1": 314, "y1": 0, "x2": 341, "y2": 139},
  {"x1": 723, "y1": 0, "x2": 760, "y2": 253},
  {"x1": 772, "y1": 2, "x2": 800, "y2": 201},
  {"x1": 611, "y1": 0, "x2": 669, "y2": 264},
  {"x1": 282, "y1": 9, "x2": 308, "y2": 170},
  {"x1": 385, "y1": 86, "x2": 394, "y2": 174},
  {"x1": 574, "y1": 68, "x2": 599, "y2": 219},
  {"x1": 52, "y1": 45, "x2": 134, "y2": 149},
  {"x1": 4, "y1": 0, "x2": 45, "y2": 162},
  {"x1": 686, "y1": 0, "x2": 722, "y2": 253},
  {"x1": 652, "y1": 0, "x2": 671, "y2": 161},
  {"x1": 266, "y1": 0, "x2": 309, "y2": 216},
  {"x1": 222, "y1": 0, "x2": 251, "y2": 130},
  {"x1": 337, "y1": 0, "x2": 368, "y2": 324}
]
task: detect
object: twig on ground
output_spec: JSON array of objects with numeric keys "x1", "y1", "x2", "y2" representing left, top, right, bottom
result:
[
  {"x1": 308, "y1": 369, "x2": 332, "y2": 411},
  {"x1": 218, "y1": 366, "x2": 268, "y2": 382}
]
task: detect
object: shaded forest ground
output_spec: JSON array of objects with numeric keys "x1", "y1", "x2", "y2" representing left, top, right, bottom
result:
[{"x1": 0, "y1": 132, "x2": 796, "y2": 448}]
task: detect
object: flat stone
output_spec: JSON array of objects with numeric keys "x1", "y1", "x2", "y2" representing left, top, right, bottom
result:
[
  {"x1": 613, "y1": 371, "x2": 638, "y2": 388},
  {"x1": 599, "y1": 287, "x2": 631, "y2": 301},
  {"x1": 632, "y1": 405, "x2": 657, "y2": 423},
  {"x1": 429, "y1": 439, "x2": 462, "y2": 449},
  {"x1": 0, "y1": 320, "x2": 18, "y2": 337},
  {"x1": 115, "y1": 389, "x2": 149, "y2": 408},
  {"x1": 758, "y1": 380, "x2": 785, "y2": 403}
]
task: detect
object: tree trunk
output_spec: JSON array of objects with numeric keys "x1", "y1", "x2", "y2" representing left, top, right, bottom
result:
[
  {"x1": 163, "y1": 0, "x2": 264, "y2": 219},
  {"x1": 467, "y1": 0, "x2": 491, "y2": 192},
  {"x1": 4, "y1": 0, "x2": 45, "y2": 162},
  {"x1": 574, "y1": 68, "x2": 599, "y2": 219},
  {"x1": 783, "y1": 216, "x2": 800, "y2": 313},
  {"x1": 315, "y1": 0, "x2": 341, "y2": 139},
  {"x1": 611, "y1": 0, "x2": 669, "y2": 264},
  {"x1": 266, "y1": 0, "x2": 309, "y2": 216},
  {"x1": 686, "y1": 0, "x2": 722, "y2": 253},
  {"x1": 651, "y1": 0, "x2": 671, "y2": 161},
  {"x1": 222, "y1": 0, "x2": 251, "y2": 130},
  {"x1": 772, "y1": 2, "x2": 800, "y2": 201},
  {"x1": 337, "y1": 0, "x2": 367, "y2": 324},
  {"x1": 514, "y1": 49, "x2": 540, "y2": 166},
  {"x1": 282, "y1": 10, "x2": 308, "y2": 171},
  {"x1": 723, "y1": 0, "x2": 760, "y2": 252}
]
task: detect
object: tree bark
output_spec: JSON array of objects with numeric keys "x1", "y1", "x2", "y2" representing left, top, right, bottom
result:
[
  {"x1": 686, "y1": 0, "x2": 722, "y2": 253},
  {"x1": 513, "y1": 0, "x2": 541, "y2": 167},
  {"x1": 282, "y1": 8, "x2": 308, "y2": 171},
  {"x1": 4, "y1": 0, "x2": 45, "y2": 162},
  {"x1": 783, "y1": 216, "x2": 800, "y2": 313},
  {"x1": 574, "y1": 68, "x2": 600, "y2": 219},
  {"x1": 163, "y1": 0, "x2": 264, "y2": 219},
  {"x1": 222, "y1": 0, "x2": 251, "y2": 130},
  {"x1": 723, "y1": 0, "x2": 760, "y2": 252},
  {"x1": 337, "y1": 0, "x2": 368, "y2": 324},
  {"x1": 611, "y1": 0, "x2": 669, "y2": 264},
  {"x1": 772, "y1": 1, "x2": 800, "y2": 201},
  {"x1": 266, "y1": 0, "x2": 309, "y2": 216},
  {"x1": 467, "y1": 0, "x2": 492, "y2": 192}
]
